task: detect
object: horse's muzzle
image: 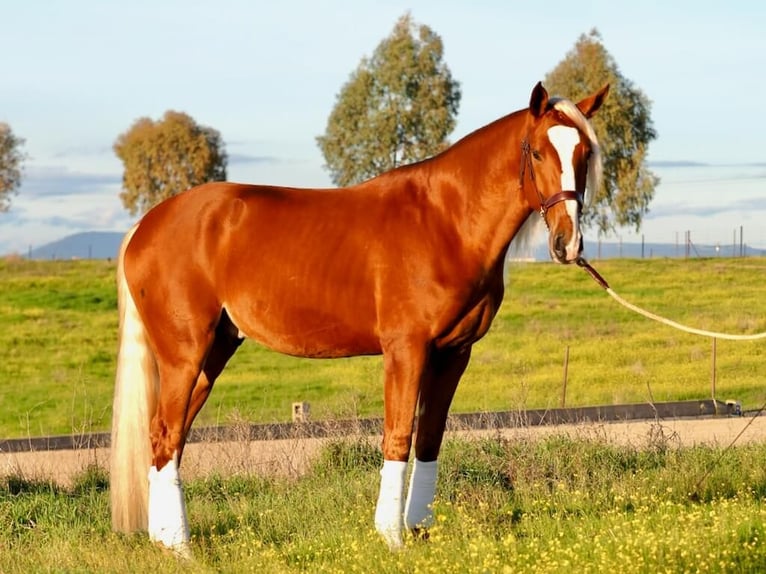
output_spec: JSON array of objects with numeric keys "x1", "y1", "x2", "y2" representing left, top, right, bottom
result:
[{"x1": 550, "y1": 231, "x2": 583, "y2": 264}]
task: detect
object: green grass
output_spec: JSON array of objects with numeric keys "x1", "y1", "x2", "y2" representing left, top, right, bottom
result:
[
  {"x1": 1, "y1": 256, "x2": 765, "y2": 439},
  {"x1": 2, "y1": 435, "x2": 766, "y2": 572},
  {"x1": 0, "y1": 258, "x2": 118, "y2": 438}
]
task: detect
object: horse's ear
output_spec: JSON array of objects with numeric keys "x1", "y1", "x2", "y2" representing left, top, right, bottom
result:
[
  {"x1": 577, "y1": 84, "x2": 610, "y2": 118},
  {"x1": 529, "y1": 82, "x2": 549, "y2": 118}
]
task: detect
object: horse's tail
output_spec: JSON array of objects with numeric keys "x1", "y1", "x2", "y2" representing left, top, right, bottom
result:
[{"x1": 110, "y1": 224, "x2": 158, "y2": 533}]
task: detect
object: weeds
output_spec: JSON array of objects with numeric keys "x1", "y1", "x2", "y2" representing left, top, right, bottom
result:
[{"x1": 2, "y1": 433, "x2": 766, "y2": 572}]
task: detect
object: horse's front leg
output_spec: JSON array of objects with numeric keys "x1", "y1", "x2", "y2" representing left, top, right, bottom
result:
[
  {"x1": 374, "y1": 338, "x2": 429, "y2": 549},
  {"x1": 405, "y1": 346, "x2": 471, "y2": 535}
]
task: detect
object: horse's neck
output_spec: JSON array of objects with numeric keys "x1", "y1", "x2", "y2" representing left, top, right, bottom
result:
[{"x1": 427, "y1": 113, "x2": 534, "y2": 267}]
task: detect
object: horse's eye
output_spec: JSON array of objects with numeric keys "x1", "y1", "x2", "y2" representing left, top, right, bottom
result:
[{"x1": 532, "y1": 150, "x2": 542, "y2": 161}]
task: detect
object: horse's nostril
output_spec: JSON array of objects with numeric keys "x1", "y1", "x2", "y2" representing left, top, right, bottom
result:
[{"x1": 554, "y1": 233, "x2": 566, "y2": 256}]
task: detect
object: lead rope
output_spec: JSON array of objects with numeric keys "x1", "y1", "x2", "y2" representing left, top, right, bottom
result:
[
  {"x1": 576, "y1": 256, "x2": 766, "y2": 498},
  {"x1": 575, "y1": 257, "x2": 766, "y2": 341}
]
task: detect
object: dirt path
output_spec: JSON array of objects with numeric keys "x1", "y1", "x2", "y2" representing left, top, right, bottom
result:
[{"x1": 2, "y1": 415, "x2": 765, "y2": 488}]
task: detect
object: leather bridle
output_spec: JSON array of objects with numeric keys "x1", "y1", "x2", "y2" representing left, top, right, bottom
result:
[{"x1": 519, "y1": 137, "x2": 583, "y2": 226}]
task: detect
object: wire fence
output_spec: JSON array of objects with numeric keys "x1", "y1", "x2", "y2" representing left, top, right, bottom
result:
[{"x1": 585, "y1": 225, "x2": 766, "y2": 260}]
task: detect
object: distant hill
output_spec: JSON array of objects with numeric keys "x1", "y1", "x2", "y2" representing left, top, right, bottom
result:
[
  {"x1": 26, "y1": 231, "x2": 766, "y2": 261},
  {"x1": 29, "y1": 231, "x2": 125, "y2": 260}
]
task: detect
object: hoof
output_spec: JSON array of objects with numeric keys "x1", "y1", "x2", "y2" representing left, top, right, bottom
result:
[
  {"x1": 152, "y1": 539, "x2": 192, "y2": 560},
  {"x1": 377, "y1": 528, "x2": 404, "y2": 551},
  {"x1": 410, "y1": 527, "x2": 430, "y2": 542}
]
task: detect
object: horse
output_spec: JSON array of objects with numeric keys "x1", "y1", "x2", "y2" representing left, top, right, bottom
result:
[{"x1": 110, "y1": 81, "x2": 608, "y2": 555}]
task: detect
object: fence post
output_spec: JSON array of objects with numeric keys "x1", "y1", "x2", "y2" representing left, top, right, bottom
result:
[
  {"x1": 561, "y1": 345, "x2": 570, "y2": 408},
  {"x1": 740, "y1": 225, "x2": 744, "y2": 257},
  {"x1": 711, "y1": 337, "x2": 717, "y2": 404}
]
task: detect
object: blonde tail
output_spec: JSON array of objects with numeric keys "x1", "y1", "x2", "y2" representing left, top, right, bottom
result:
[{"x1": 110, "y1": 225, "x2": 158, "y2": 532}]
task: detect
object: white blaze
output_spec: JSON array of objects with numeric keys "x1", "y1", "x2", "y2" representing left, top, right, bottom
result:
[{"x1": 547, "y1": 125, "x2": 582, "y2": 260}]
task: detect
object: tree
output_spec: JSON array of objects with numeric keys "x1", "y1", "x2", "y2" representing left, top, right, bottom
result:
[
  {"x1": 114, "y1": 111, "x2": 227, "y2": 215},
  {"x1": 0, "y1": 123, "x2": 26, "y2": 213},
  {"x1": 544, "y1": 29, "x2": 659, "y2": 234},
  {"x1": 317, "y1": 13, "x2": 461, "y2": 187}
]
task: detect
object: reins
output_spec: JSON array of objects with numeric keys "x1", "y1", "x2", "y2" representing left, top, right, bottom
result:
[{"x1": 576, "y1": 257, "x2": 766, "y2": 341}]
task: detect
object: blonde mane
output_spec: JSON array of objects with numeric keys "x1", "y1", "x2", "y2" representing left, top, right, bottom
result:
[{"x1": 549, "y1": 96, "x2": 602, "y2": 206}]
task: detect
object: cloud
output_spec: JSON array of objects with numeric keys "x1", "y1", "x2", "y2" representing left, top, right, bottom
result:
[
  {"x1": 21, "y1": 165, "x2": 121, "y2": 198},
  {"x1": 227, "y1": 153, "x2": 285, "y2": 165},
  {"x1": 4, "y1": 194, "x2": 132, "y2": 229},
  {"x1": 649, "y1": 160, "x2": 710, "y2": 168},
  {"x1": 647, "y1": 196, "x2": 766, "y2": 219},
  {"x1": 0, "y1": 163, "x2": 133, "y2": 255},
  {"x1": 51, "y1": 145, "x2": 113, "y2": 159},
  {"x1": 0, "y1": 191, "x2": 135, "y2": 255},
  {"x1": 39, "y1": 206, "x2": 132, "y2": 230},
  {"x1": 659, "y1": 168, "x2": 766, "y2": 186}
]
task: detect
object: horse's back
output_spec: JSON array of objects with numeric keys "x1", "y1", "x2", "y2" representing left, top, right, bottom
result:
[
  {"x1": 124, "y1": 182, "x2": 387, "y2": 357},
  {"x1": 123, "y1": 178, "x2": 500, "y2": 358}
]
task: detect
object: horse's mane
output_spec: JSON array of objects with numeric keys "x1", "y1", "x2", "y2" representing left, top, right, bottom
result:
[{"x1": 549, "y1": 96, "x2": 603, "y2": 206}]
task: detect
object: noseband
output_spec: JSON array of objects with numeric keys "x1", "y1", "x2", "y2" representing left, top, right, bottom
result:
[{"x1": 520, "y1": 138, "x2": 583, "y2": 225}]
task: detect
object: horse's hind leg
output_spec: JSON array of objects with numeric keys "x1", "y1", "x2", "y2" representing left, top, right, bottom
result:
[
  {"x1": 144, "y1": 317, "x2": 241, "y2": 557},
  {"x1": 145, "y1": 308, "x2": 220, "y2": 556},
  {"x1": 405, "y1": 346, "x2": 471, "y2": 533},
  {"x1": 182, "y1": 311, "x2": 244, "y2": 443}
]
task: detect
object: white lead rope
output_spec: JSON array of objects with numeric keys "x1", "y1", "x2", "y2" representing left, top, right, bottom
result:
[
  {"x1": 577, "y1": 258, "x2": 766, "y2": 341},
  {"x1": 574, "y1": 258, "x2": 766, "y2": 495}
]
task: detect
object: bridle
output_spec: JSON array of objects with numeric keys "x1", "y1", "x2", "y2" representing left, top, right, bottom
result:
[{"x1": 519, "y1": 137, "x2": 583, "y2": 226}]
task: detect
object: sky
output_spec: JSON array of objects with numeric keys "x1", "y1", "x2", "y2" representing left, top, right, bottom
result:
[{"x1": 1, "y1": 0, "x2": 765, "y2": 255}]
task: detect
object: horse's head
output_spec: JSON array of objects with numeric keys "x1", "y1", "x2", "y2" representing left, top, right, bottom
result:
[{"x1": 521, "y1": 82, "x2": 609, "y2": 264}]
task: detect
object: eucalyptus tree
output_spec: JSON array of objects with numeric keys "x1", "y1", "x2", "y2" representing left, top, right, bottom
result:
[
  {"x1": 114, "y1": 111, "x2": 227, "y2": 215},
  {"x1": 317, "y1": 13, "x2": 461, "y2": 187},
  {"x1": 545, "y1": 29, "x2": 659, "y2": 233}
]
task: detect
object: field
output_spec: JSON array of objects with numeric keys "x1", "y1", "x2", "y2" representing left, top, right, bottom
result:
[
  {"x1": 1, "y1": 256, "x2": 765, "y2": 439},
  {"x1": 2, "y1": 256, "x2": 766, "y2": 571}
]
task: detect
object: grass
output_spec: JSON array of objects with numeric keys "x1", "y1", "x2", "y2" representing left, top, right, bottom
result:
[
  {"x1": 0, "y1": 258, "x2": 118, "y2": 438},
  {"x1": 2, "y1": 434, "x2": 766, "y2": 572},
  {"x1": 1, "y1": 256, "x2": 765, "y2": 438}
]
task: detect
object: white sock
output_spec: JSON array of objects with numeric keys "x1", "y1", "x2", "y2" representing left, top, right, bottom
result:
[
  {"x1": 404, "y1": 459, "x2": 438, "y2": 529},
  {"x1": 147, "y1": 454, "x2": 191, "y2": 557},
  {"x1": 374, "y1": 460, "x2": 407, "y2": 549}
]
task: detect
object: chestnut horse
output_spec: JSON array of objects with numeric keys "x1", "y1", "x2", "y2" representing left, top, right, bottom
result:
[{"x1": 110, "y1": 82, "x2": 608, "y2": 554}]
